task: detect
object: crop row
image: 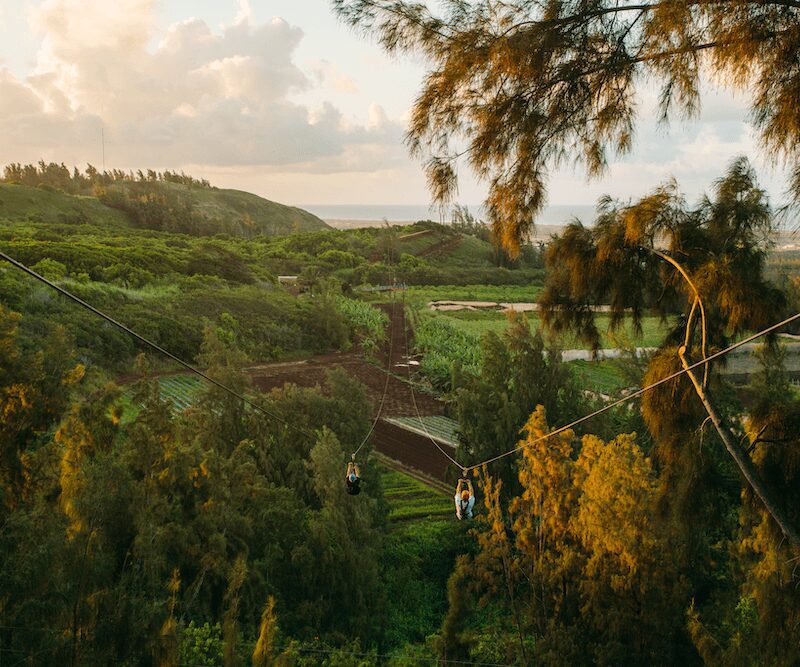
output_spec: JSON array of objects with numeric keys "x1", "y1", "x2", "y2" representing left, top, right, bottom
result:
[
  {"x1": 386, "y1": 415, "x2": 460, "y2": 446},
  {"x1": 381, "y1": 468, "x2": 451, "y2": 523},
  {"x1": 156, "y1": 375, "x2": 202, "y2": 411}
]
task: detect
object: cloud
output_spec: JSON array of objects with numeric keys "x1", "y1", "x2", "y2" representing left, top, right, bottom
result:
[
  {"x1": 0, "y1": 0, "x2": 403, "y2": 173},
  {"x1": 309, "y1": 60, "x2": 359, "y2": 94},
  {"x1": 234, "y1": 0, "x2": 252, "y2": 25}
]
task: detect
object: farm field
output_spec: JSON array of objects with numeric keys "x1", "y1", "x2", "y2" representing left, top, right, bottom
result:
[
  {"x1": 381, "y1": 467, "x2": 453, "y2": 522},
  {"x1": 156, "y1": 374, "x2": 203, "y2": 410},
  {"x1": 424, "y1": 309, "x2": 675, "y2": 349},
  {"x1": 384, "y1": 415, "x2": 460, "y2": 446},
  {"x1": 569, "y1": 359, "x2": 632, "y2": 395},
  {"x1": 404, "y1": 283, "x2": 544, "y2": 304}
]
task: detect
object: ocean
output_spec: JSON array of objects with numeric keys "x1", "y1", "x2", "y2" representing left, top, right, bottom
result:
[{"x1": 300, "y1": 203, "x2": 598, "y2": 226}]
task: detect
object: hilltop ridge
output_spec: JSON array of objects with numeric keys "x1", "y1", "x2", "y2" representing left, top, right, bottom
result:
[{"x1": 0, "y1": 162, "x2": 329, "y2": 238}]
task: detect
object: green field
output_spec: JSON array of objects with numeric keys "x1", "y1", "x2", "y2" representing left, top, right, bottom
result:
[
  {"x1": 0, "y1": 183, "x2": 132, "y2": 228},
  {"x1": 443, "y1": 235, "x2": 496, "y2": 267},
  {"x1": 381, "y1": 468, "x2": 453, "y2": 523},
  {"x1": 427, "y1": 309, "x2": 674, "y2": 349},
  {"x1": 569, "y1": 359, "x2": 632, "y2": 395},
  {"x1": 405, "y1": 283, "x2": 544, "y2": 304},
  {"x1": 156, "y1": 374, "x2": 203, "y2": 410}
]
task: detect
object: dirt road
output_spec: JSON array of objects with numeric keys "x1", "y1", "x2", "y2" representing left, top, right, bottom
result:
[{"x1": 247, "y1": 300, "x2": 456, "y2": 481}]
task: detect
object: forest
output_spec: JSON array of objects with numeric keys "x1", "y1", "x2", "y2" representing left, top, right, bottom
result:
[
  {"x1": 1, "y1": 154, "x2": 799, "y2": 665},
  {"x1": 4, "y1": 0, "x2": 800, "y2": 662}
]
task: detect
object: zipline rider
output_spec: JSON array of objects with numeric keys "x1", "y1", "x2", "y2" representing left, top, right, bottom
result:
[
  {"x1": 454, "y1": 472, "x2": 475, "y2": 520},
  {"x1": 346, "y1": 456, "x2": 362, "y2": 496}
]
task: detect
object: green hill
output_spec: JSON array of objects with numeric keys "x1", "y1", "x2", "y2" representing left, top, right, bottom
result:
[
  {"x1": 0, "y1": 183, "x2": 131, "y2": 228},
  {"x1": 0, "y1": 181, "x2": 329, "y2": 238},
  {"x1": 104, "y1": 180, "x2": 330, "y2": 236}
]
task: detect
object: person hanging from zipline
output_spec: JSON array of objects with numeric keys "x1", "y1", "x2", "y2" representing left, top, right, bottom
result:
[
  {"x1": 454, "y1": 471, "x2": 475, "y2": 520},
  {"x1": 346, "y1": 455, "x2": 361, "y2": 496}
]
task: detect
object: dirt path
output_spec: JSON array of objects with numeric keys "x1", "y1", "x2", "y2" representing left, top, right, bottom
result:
[
  {"x1": 248, "y1": 300, "x2": 454, "y2": 481},
  {"x1": 248, "y1": 302, "x2": 442, "y2": 418}
]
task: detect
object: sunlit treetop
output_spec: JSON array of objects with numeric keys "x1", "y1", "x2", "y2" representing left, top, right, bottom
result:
[{"x1": 333, "y1": 0, "x2": 800, "y2": 255}]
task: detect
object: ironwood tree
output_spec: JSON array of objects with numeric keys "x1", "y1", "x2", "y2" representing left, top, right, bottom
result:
[
  {"x1": 539, "y1": 158, "x2": 799, "y2": 548},
  {"x1": 333, "y1": 0, "x2": 800, "y2": 252}
]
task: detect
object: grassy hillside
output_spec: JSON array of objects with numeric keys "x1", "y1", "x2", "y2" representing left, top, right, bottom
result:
[
  {"x1": 105, "y1": 180, "x2": 329, "y2": 236},
  {"x1": 0, "y1": 181, "x2": 329, "y2": 238},
  {"x1": 0, "y1": 183, "x2": 130, "y2": 228}
]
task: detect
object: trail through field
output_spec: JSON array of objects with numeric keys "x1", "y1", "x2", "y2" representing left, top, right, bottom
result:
[{"x1": 248, "y1": 302, "x2": 457, "y2": 481}]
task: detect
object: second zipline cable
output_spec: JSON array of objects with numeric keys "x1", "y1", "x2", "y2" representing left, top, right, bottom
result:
[{"x1": 352, "y1": 289, "x2": 397, "y2": 457}]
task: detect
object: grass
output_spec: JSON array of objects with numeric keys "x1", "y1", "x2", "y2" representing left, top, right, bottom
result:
[
  {"x1": 398, "y1": 231, "x2": 444, "y2": 255},
  {"x1": 405, "y1": 283, "x2": 544, "y2": 305},
  {"x1": 445, "y1": 235, "x2": 496, "y2": 267},
  {"x1": 0, "y1": 181, "x2": 328, "y2": 238},
  {"x1": 140, "y1": 181, "x2": 329, "y2": 235},
  {"x1": 0, "y1": 183, "x2": 131, "y2": 227},
  {"x1": 381, "y1": 468, "x2": 452, "y2": 523},
  {"x1": 429, "y1": 310, "x2": 674, "y2": 349},
  {"x1": 569, "y1": 359, "x2": 631, "y2": 395}
]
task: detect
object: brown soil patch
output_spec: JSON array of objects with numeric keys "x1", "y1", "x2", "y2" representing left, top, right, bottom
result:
[{"x1": 247, "y1": 301, "x2": 453, "y2": 481}]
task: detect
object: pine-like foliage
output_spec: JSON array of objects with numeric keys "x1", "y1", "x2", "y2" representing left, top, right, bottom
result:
[{"x1": 333, "y1": 0, "x2": 800, "y2": 251}]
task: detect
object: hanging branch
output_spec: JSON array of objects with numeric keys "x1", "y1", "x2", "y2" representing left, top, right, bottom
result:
[{"x1": 653, "y1": 252, "x2": 800, "y2": 549}]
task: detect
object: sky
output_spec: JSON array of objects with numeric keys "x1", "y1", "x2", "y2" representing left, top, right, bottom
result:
[{"x1": 0, "y1": 0, "x2": 791, "y2": 213}]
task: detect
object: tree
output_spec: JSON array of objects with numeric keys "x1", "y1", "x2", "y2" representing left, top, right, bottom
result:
[
  {"x1": 538, "y1": 159, "x2": 799, "y2": 549},
  {"x1": 434, "y1": 555, "x2": 474, "y2": 663},
  {"x1": 453, "y1": 407, "x2": 687, "y2": 663},
  {"x1": 453, "y1": 312, "x2": 584, "y2": 493},
  {"x1": 252, "y1": 596, "x2": 279, "y2": 667},
  {"x1": 298, "y1": 428, "x2": 386, "y2": 642},
  {"x1": 333, "y1": 0, "x2": 800, "y2": 252}
]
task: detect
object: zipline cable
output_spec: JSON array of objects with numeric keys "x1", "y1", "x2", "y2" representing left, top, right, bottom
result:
[
  {"x1": 465, "y1": 311, "x2": 800, "y2": 471},
  {"x1": 400, "y1": 289, "x2": 463, "y2": 470},
  {"x1": 0, "y1": 250, "x2": 318, "y2": 441},
  {"x1": 7, "y1": 248, "x2": 798, "y2": 479},
  {"x1": 352, "y1": 289, "x2": 397, "y2": 457}
]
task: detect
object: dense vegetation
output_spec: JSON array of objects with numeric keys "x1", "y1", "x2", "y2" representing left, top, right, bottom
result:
[
  {"x1": 0, "y1": 308, "x2": 469, "y2": 663},
  {"x1": 427, "y1": 163, "x2": 800, "y2": 665},
  {"x1": 2, "y1": 158, "x2": 800, "y2": 665}
]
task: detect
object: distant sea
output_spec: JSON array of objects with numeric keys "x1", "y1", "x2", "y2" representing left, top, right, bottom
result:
[{"x1": 300, "y1": 204, "x2": 597, "y2": 226}]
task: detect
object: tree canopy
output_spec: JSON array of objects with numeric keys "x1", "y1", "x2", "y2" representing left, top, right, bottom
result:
[{"x1": 333, "y1": 0, "x2": 800, "y2": 253}]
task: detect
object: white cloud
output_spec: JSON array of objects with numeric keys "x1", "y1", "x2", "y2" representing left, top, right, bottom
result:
[
  {"x1": 0, "y1": 0, "x2": 404, "y2": 174},
  {"x1": 308, "y1": 59, "x2": 359, "y2": 94},
  {"x1": 234, "y1": 0, "x2": 252, "y2": 25}
]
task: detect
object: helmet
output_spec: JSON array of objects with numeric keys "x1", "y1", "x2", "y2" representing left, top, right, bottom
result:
[
  {"x1": 461, "y1": 490, "x2": 470, "y2": 502},
  {"x1": 349, "y1": 473, "x2": 357, "y2": 483}
]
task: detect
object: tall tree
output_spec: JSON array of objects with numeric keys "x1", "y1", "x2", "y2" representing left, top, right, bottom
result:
[
  {"x1": 538, "y1": 159, "x2": 799, "y2": 548},
  {"x1": 333, "y1": 0, "x2": 800, "y2": 251},
  {"x1": 459, "y1": 407, "x2": 687, "y2": 664},
  {"x1": 453, "y1": 312, "x2": 584, "y2": 493}
]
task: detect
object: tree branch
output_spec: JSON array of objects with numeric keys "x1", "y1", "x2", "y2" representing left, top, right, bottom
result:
[{"x1": 678, "y1": 346, "x2": 800, "y2": 550}]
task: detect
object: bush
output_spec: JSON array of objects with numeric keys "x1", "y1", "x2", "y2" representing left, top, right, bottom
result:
[
  {"x1": 336, "y1": 296, "x2": 388, "y2": 354},
  {"x1": 31, "y1": 258, "x2": 67, "y2": 280},
  {"x1": 179, "y1": 622, "x2": 224, "y2": 667}
]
